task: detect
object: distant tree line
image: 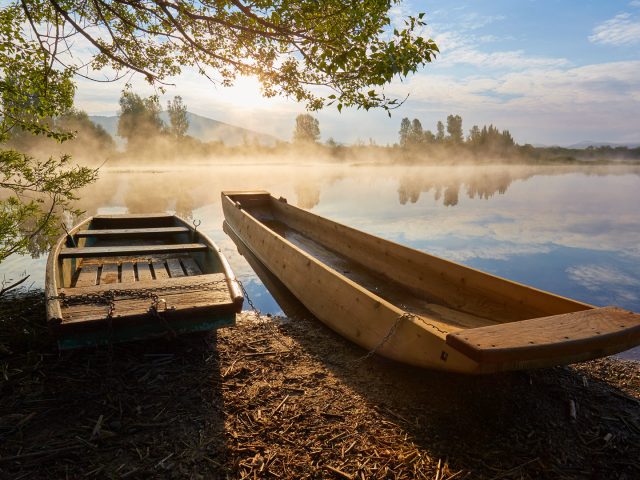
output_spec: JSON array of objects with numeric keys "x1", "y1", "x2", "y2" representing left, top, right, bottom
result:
[
  {"x1": 7, "y1": 109, "x2": 115, "y2": 156},
  {"x1": 117, "y1": 90, "x2": 190, "y2": 153},
  {"x1": 8, "y1": 94, "x2": 640, "y2": 167},
  {"x1": 398, "y1": 114, "x2": 515, "y2": 154}
]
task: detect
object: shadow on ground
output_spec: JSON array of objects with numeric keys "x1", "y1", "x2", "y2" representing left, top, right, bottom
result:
[
  {"x1": 231, "y1": 237, "x2": 640, "y2": 479},
  {"x1": 0, "y1": 292, "x2": 227, "y2": 479},
  {"x1": 1, "y1": 275, "x2": 638, "y2": 479}
]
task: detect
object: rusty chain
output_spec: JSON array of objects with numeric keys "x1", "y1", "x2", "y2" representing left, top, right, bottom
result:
[
  {"x1": 353, "y1": 311, "x2": 448, "y2": 364},
  {"x1": 236, "y1": 279, "x2": 261, "y2": 320},
  {"x1": 47, "y1": 279, "x2": 228, "y2": 338}
]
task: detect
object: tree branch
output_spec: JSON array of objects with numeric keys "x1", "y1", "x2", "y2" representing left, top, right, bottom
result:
[
  {"x1": 0, "y1": 275, "x2": 31, "y2": 297},
  {"x1": 47, "y1": 0, "x2": 162, "y2": 82}
]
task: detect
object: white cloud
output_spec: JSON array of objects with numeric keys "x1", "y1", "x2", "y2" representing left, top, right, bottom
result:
[
  {"x1": 68, "y1": 4, "x2": 640, "y2": 146},
  {"x1": 589, "y1": 13, "x2": 640, "y2": 46},
  {"x1": 440, "y1": 48, "x2": 568, "y2": 69},
  {"x1": 392, "y1": 60, "x2": 640, "y2": 107},
  {"x1": 566, "y1": 264, "x2": 640, "y2": 303},
  {"x1": 460, "y1": 12, "x2": 506, "y2": 30},
  {"x1": 382, "y1": 59, "x2": 640, "y2": 143},
  {"x1": 430, "y1": 28, "x2": 568, "y2": 70},
  {"x1": 630, "y1": 1, "x2": 640, "y2": 8}
]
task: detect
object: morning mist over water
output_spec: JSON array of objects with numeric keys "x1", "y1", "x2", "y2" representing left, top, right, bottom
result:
[{"x1": 7, "y1": 162, "x2": 640, "y2": 324}]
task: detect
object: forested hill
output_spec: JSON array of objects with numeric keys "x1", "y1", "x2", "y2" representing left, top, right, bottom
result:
[{"x1": 90, "y1": 111, "x2": 279, "y2": 147}]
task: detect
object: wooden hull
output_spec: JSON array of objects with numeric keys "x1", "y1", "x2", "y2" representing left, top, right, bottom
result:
[
  {"x1": 46, "y1": 214, "x2": 243, "y2": 349},
  {"x1": 222, "y1": 191, "x2": 640, "y2": 374}
]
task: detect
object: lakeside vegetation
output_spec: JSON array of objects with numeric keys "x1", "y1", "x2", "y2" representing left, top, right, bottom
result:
[
  {"x1": 8, "y1": 90, "x2": 640, "y2": 168},
  {"x1": 1, "y1": 0, "x2": 438, "y2": 275}
]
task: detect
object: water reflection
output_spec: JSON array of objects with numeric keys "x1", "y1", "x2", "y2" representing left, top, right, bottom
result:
[
  {"x1": 396, "y1": 165, "x2": 632, "y2": 207},
  {"x1": 4, "y1": 163, "x2": 639, "y2": 360},
  {"x1": 4, "y1": 164, "x2": 640, "y2": 318},
  {"x1": 65, "y1": 163, "x2": 640, "y2": 218}
]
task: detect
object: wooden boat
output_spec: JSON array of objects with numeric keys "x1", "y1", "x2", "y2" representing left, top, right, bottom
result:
[
  {"x1": 222, "y1": 191, "x2": 640, "y2": 374},
  {"x1": 46, "y1": 213, "x2": 243, "y2": 349}
]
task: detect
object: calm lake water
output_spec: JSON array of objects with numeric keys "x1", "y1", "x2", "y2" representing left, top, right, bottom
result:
[{"x1": 4, "y1": 162, "x2": 640, "y2": 360}]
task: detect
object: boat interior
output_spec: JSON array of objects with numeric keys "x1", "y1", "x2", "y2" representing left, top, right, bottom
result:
[
  {"x1": 51, "y1": 214, "x2": 238, "y2": 325},
  {"x1": 59, "y1": 214, "x2": 222, "y2": 289},
  {"x1": 229, "y1": 193, "x2": 593, "y2": 333}
]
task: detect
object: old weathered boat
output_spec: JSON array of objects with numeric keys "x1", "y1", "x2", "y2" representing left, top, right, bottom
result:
[
  {"x1": 222, "y1": 191, "x2": 640, "y2": 374},
  {"x1": 46, "y1": 213, "x2": 243, "y2": 349}
]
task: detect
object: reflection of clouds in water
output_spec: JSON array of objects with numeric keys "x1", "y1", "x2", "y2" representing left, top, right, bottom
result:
[
  {"x1": 427, "y1": 241, "x2": 553, "y2": 263},
  {"x1": 567, "y1": 265, "x2": 640, "y2": 293},
  {"x1": 566, "y1": 264, "x2": 639, "y2": 305},
  {"x1": 351, "y1": 208, "x2": 640, "y2": 262},
  {"x1": 8, "y1": 163, "x2": 640, "y2": 305}
]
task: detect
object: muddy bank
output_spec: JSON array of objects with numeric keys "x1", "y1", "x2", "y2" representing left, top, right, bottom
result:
[{"x1": 1, "y1": 290, "x2": 638, "y2": 479}]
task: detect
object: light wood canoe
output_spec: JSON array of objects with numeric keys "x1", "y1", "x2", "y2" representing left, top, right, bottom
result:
[
  {"x1": 46, "y1": 213, "x2": 243, "y2": 349},
  {"x1": 222, "y1": 191, "x2": 640, "y2": 374}
]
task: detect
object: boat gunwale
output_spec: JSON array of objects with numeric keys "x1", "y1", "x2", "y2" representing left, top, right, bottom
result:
[
  {"x1": 223, "y1": 191, "x2": 594, "y2": 320},
  {"x1": 221, "y1": 194, "x2": 412, "y2": 322},
  {"x1": 46, "y1": 216, "x2": 92, "y2": 324}
]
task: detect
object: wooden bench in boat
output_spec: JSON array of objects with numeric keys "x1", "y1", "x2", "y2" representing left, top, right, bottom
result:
[
  {"x1": 76, "y1": 227, "x2": 190, "y2": 238},
  {"x1": 446, "y1": 306, "x2": 640, "y2": 364},
  {"x1": 59, "y1": 243, "x2": 207, "y2": 258},
  {"x1": 59, "y1": 273, "x2": 232, "y2": 323}
]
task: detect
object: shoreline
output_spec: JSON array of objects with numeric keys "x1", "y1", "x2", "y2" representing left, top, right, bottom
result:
[{"x1": 1, "y1": 290, "x2": 639, "y2": 478}]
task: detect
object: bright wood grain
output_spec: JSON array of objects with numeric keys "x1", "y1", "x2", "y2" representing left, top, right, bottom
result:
[
  {"x1": 121, "y1": 262, "x2": 136, "y2": 283},
  {"x1": 100, "y1": 263, "x2": 119, "y2": 284},
  {"x1": 136, "y1": 262, "x2": 153, "y2": 281},
  {"x1": 60, "y1": 243, "x2": 207, "y2": 259},
  {"x1": 76, "y1": 227, "x2": 189, "y2": 238},
  {"x1": 152, "y1": 260, "x2": 170, "y2": 280},
  {"x1": 75, "y1": 264, "x2": 98, "y2": 287}
]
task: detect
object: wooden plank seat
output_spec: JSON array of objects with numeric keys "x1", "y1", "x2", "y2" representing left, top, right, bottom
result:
[
  {"x1": 60, "y1": 274, "x2": 232, "y2": 323},
  {"x1": 446, "y1": 306, "x2": 640, "y2": 364},
  {"x1": 89, "y1": 214, "x2": 178, "y2": 229},
  {"x1": 76, "y1": 227, "x2": 190, "y2": 238},
  {"x1": 93, "y1": 213, "x2": 175, "y2": 220},
  {"x1": 60, "y1": 243, "x2": 207, "y2": 259},
  {"x1": 72, "y1": 257, "x2": 204, "y2": 287}
]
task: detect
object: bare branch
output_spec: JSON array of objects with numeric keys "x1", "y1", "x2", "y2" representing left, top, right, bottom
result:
[{"x1": 0, "y1": 275, "x2": 31, "y2": 297}]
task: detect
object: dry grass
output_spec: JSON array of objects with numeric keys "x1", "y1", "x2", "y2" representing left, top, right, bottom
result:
[{"x1": 1, "y1": 290, "x2": 639, "y2": 479}]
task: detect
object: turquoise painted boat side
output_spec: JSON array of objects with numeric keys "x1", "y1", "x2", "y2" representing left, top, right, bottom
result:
[{"x1": 57, "y1": 314, "x2": 235, "y2": 350}]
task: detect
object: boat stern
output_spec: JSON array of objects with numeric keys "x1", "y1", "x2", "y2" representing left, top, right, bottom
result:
[{"x1": 446, "y1": 306, "x2": 640, "y2": 373}]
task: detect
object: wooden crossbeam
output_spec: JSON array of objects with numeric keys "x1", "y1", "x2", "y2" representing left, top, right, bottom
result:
[
  {"x1": 60, "y1": 243, "x2": 207, "y2": 259},
  {"x1": 61, "y1": 273, "x2": 228, "y2": 297},
  {"x1": 76, "y1": 227, "x2": 189, "y2": 238}
]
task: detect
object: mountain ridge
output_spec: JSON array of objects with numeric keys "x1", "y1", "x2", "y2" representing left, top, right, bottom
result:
[
  {"x1": 567, "y1": 141, "x2": 640, "y2": 149},
  {"x1": 90, "y1": 111, "x2": 280, "y2": 147}
]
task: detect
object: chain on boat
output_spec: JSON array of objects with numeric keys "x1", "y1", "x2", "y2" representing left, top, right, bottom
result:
[
  {"x1": 236, "y1": 279, "x2": 262, "y2": 320},
  {"x1": 48, "y1": 279, "x2": 229, "y2": 337},
  {"x1": 353, "y1": 312, "x2": 449, "y2": 364}
]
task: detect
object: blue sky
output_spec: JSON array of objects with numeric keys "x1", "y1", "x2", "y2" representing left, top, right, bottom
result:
[{"x1": 74, "y1": 1, "x2": 640, "y2": 146}]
